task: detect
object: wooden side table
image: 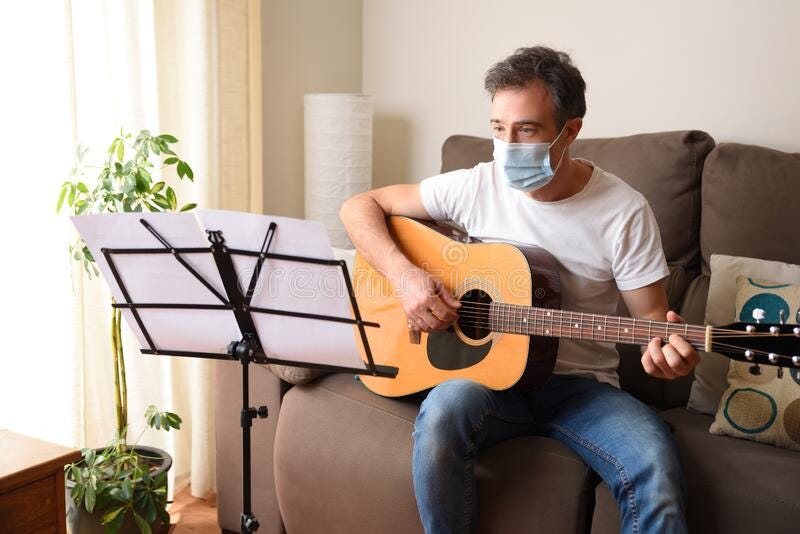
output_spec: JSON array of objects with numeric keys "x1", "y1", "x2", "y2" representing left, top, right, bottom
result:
[{"x1": 0, "y1": 429, "x2": 81, "y2": 534}]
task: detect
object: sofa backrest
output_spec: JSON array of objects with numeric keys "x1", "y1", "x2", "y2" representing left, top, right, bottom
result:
[
  {"x1": 440, "y1": 130, "x2": 715, "y2": 408},
  {"x1": 680, "y1": 142, "x2": 800, "y2": 340}
]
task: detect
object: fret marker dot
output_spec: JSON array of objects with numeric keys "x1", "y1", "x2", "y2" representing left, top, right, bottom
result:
[
  {"x1": 574, "y1": 323, "x2": 579, "y2": 328},
  {"x1": 546, "y1": 312, "x2": 551, "y2": 317},
  {"x1": 597, "y1": 326, "x2": 602, "y2": 330},
  {"x1": 624, "y1": 328, "x2": 629, "y2": 333},
  {"x1": 523, "y1": 318, "x2": 527, "y2": 323},
  {"x1": 545, "y1": 329, "x2": 550, "y2": 334}
]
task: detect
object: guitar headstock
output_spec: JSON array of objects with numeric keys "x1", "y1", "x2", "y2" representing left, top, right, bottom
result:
[{"x1": 712, "y1": 322, "x2": 800, "y2": 377}]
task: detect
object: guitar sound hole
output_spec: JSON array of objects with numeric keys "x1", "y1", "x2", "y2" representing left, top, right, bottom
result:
[{"x1": 458, "y1": 289, "x2": 493, "y2": 340}]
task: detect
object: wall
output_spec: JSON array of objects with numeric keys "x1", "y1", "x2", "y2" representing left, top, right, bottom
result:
[
  {"x1": 363, "y1": 0, "x2": 800, "y2": 185},
  {"x1": 261, "y1": 0, "x2": 362, "y2": 217}
]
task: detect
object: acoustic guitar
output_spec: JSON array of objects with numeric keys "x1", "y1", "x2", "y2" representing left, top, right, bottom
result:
[{"x1": 353, "y1": 216, "x2": 800, "y2": 397}]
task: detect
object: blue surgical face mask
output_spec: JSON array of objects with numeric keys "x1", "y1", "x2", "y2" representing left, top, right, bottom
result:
[{"x1": 493, "y1": 125, "x2": 568, "y2": 192}]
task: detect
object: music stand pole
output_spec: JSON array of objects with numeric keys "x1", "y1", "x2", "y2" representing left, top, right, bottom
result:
[{"x1": 228, "y1": 335, "x2": 265, "y2": 533}]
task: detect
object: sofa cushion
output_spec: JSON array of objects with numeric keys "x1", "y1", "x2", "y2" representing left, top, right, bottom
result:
[
  {"x1": 709, "y1": 277, "x2": 800, "y2": 450},
  {"x1": 660, "y1": 407, "x2": 800, "y2": 534},
  {"x1": 441, "y1": 130, "x2": 714, "y2": 270},
  {"x1": 274, "y1": 373, "x2": 596, "y2": 534},
  {"x1": 700, "y1": 143, "x2": 800, "y2": 273}
]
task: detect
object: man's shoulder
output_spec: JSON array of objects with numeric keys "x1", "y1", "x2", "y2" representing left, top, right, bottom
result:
[{"x1": 590, "y1": 164, "x2": 649, "y2": 211}]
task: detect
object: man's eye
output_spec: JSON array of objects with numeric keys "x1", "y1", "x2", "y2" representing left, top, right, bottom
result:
[
  {"x1": 492, "y1": 126, "x2": 504, "y2": 133},
  {"x1": 519, "y1": 128, "x2": 535, "y2": 135}
]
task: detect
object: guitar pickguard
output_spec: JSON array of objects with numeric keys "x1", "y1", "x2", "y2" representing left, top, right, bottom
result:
[{"x1": 427, "y1": 326, "x2": 493, "y2": 370}]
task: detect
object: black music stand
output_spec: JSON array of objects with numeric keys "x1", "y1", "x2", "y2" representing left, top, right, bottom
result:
[{"x1": 88, "y1": 216, "x2": 397, "y2": 534}]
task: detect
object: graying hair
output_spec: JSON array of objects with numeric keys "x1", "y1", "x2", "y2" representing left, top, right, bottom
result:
[{"x1": 485, "y1": 46, "x2": 586, "y2": 128}]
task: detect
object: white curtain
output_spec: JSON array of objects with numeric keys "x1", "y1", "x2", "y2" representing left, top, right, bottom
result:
[{"x1": 0, "y1": 0, "x2": 262, "y2": 499}]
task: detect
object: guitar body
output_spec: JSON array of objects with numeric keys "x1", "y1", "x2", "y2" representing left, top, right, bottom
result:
[{"x1": 355, "y1": 216, "x2": 561, "y2": 397}]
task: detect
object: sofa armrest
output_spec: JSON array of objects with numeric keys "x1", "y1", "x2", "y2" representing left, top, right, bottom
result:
[{"x1": 214, "y1": 360, "x2": 286, "y2": 533}]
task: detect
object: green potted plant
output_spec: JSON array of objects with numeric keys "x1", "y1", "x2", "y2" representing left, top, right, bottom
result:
[{"x1": 58, "y1": 129, "x2": 197, "y2": 534}]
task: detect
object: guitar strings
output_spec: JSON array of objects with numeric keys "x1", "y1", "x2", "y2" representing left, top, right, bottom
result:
[
  {"x1": 453, "y1": 301, "x2": 792, "y2": 337},
  {"x1": 451, "y1": 315, "x2": 705, "y2": 343},
  {"x1": 447, "y1": 316, "x2": 793, "y2": 362},
  {"x1": 451, "y1": 307, "x2": 793, "y2": 353},
  {"x1": 452, "y1": 305, "x2": 706, "y2": 336},
  {"x1": 453, "y1": 303, "x2": 708, "y2": 336}
]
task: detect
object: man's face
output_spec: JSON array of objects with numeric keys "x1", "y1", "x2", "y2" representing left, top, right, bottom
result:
[{"x1": 490, "y1": 81, "x2": 561, "y2": 145}]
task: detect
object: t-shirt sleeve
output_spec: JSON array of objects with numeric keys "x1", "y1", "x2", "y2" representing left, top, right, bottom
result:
[
  {"x1": 419, "y1": 167, "x2": 478, "y2": 227},
  {"x1": 612, "y1": 202, "x2": 670, "y2": 291}
]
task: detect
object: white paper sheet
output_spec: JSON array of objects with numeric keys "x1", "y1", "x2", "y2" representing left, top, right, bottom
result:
[{"x1": 71, "y1": 210, "x2": 368, "y2": 371}]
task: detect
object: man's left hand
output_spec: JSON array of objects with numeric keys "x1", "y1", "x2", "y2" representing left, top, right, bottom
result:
[{"x1": 641, "y1": 311, "x2": 701, "y2": 379}]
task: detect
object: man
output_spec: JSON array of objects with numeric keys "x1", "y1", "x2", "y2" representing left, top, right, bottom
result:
[{"x1": 340, "y1": 46, "x2": 699, "y2": 534}]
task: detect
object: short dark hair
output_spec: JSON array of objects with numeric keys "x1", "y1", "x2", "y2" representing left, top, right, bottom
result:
[{"x1": 484, "y1": 46, "x2": 586, "y2": 128}]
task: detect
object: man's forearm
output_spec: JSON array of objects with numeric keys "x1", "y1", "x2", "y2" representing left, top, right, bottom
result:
[{"x1": 340, "y1": 194, "x2": 416, "y2": 284}]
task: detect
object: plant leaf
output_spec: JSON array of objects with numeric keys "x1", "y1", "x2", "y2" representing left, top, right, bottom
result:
[
  {"x1": 105, "y1": 508, "x2": 127, "y2": 534},
  {"x1": 165, "y1": 412, "x2": 183, "y2": 430},
  {"x1": 85, "y1": 484, "x2": 96, "y2": 512},
  {"x1": 121, "y1": 478, "x2": 133, "y2": 501},
  {"x1": 102, "y1": 506, "x2": 125, "y2": 525},
  {"x1": 163, "y1": 157, "x2": 178, "y2": 165},
  {"x1": 142, "y1": 494, "x2": 157, "y2": 524},
  {"x1": 117, "y1": 140, "x2": 124, "y2": 161},
  {"x1": 56, "y1": 185, "x2": 68, "y2": 213},
  {"x1": 150, "y1": 181, "x2": 165, "y2": 194},
  {"x1": 133, "y1": 511, "x2": 153, "y2": 534},
  {"x1": 72, "y1": 483, "x2": 85, "y2": 504},
  {"x1": 135, "y1": 170, "x2": 149, "y2": 193},
  {"x1": 158, "y1": 134, "x2": 178, "y2": 143},
  {"x1": 144, "y1": 405, "x2": 158, "y2": 423},
  {"x1": 179, "y1": 203, "x2": 197, "y2": 213},
  {"x1": 166, "y1": 187, "x2": 177, "y2": 210},
  {"x1": 183, "y1": 162, "x2": 194, "y2": 180},
  {"x1": 152, "y1": 195, "x2": 171, "y2": 210}
]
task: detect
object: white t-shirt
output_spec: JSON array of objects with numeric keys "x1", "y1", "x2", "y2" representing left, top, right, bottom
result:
[{"x1": 419, "y1": 159, "x2": 669, "y2": 387}]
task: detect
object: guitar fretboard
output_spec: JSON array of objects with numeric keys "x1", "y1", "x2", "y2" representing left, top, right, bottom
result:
[{"x1": 479, "y1": 302, "x2": 708, "y2": 350}]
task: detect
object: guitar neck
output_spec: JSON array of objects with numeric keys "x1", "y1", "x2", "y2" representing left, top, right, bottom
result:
[{"x1": 484, "y1": 303, "x2": 708, "y2": 351}]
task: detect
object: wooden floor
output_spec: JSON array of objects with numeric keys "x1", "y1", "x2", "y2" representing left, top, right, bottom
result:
[{"x1": 170, "y1": 486, "x2": 219, "y2": 533}]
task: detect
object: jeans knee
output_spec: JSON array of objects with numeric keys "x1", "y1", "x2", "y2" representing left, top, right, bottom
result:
[
  {"x1": 413, "y1": 379, "x2": 490, "y2": 450},
  {"x1": 624, "y1": 440, "x2": 686, "y2": 508}
]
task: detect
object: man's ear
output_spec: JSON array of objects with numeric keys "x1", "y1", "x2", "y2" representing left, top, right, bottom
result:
[{"x1": 565, "y1": 117, "x2": 583, "y2": 144}]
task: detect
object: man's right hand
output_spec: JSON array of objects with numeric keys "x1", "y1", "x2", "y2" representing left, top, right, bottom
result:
[
  {"x1": 394, "y1": 266, "x2": 461, "y2": 332},
  {"x1": 339, "y1": 183, "x2": 460, "y2": 332}
]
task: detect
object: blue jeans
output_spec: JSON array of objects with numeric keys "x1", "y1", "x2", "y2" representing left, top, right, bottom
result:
[{"x1": 412, "y1": 375, "x2": 687, "y2": 534}]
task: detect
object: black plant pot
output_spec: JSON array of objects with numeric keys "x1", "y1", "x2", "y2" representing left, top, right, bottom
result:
[{"x1": 65, "y1": 445, "x2": 173, "y2": 534}]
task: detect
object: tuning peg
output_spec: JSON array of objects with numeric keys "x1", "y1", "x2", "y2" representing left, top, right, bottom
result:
[
  {"x1": 793, "y1": 355, "x2": 800, "y2": 367},
  {"x1": 746, "y1": 325, "x2": 756, "y2": 334},
  {"x1": 768, "y1": 353, "x2": 779, "y2": 364},
  {"x1": 749, "y1": 364, "x2": 762, "y2": 376},
  {"x1": 778, "y1": 367, "x2": 784, "y2": 379},
  {"x1": 752, "y1": 308, "x2": 765, "y2": 323},
  {"x1": 770, "y1": 326, "x2": 780, "y2": 335},
  {"x1": 779, "y1": 310, "x2": 786, "y2": 324},
  {"x1": 793, "y1": 327, "x2": 800, "y2": 337},
  {"x1": 745, "y1": 350, "x2": 755, "y2": 361}
]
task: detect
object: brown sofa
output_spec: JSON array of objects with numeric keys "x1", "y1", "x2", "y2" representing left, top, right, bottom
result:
[{"x1": 214, "y1": 131, "x2": 800, "y2": 533}]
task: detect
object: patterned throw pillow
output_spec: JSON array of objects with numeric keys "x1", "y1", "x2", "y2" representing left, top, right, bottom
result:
[{"x1": 709, "y1": 276, "x2": 800, "y2": 450}]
